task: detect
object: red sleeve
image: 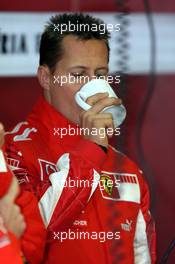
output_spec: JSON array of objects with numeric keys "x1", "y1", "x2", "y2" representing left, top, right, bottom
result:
[
  {"x1": 16, "y1": 190, "x2": 47, "y2": 264},
  {"x1": 0, "y1": 231, "x2": 23, "y2": 264}
]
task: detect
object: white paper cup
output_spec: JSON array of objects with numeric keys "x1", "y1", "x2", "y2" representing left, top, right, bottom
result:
[{"x1": 75, "y1": 79, "x2": 126, "y2": 127}]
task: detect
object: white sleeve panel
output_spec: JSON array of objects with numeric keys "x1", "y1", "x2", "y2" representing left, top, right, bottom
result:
[
  {"x1": 38, "y1": 153, "x2": 70, "y2": 227},
  {"x1": 134, "y1": 209, "x2": 151, "y2": 264}
]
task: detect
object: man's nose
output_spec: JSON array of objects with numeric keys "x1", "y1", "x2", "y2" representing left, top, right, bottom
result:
[
  {"x1": 89, "y1": 71, "x2": 96, "y2": 81},
  {"x1": 88, "y1": 73, "x2": 96, "y2": 82}
]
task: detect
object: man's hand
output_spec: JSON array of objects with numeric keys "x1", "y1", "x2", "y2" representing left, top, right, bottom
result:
[
  {"x1": 5, "y1": 203, "x2": 26, "y2": 239},
  {"x1": 0, "y1": 123, "x2": 5, "y2": 148},
  {"x1": 80, "y1": 93, "x2": 122, "y2": 148},
  {"x1": 0, "y1": 177, "x2": 26, "y2": 238}
]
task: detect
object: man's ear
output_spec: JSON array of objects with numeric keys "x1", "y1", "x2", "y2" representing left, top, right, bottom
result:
[{"x1": 37, "y1": 65, "x2": 51, "y2": 91}]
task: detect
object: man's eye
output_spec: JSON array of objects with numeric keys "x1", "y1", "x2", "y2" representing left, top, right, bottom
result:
[
  {"x1": 96, "y1": 74, "x2": 106, "y2": 79},
  {"x1": 72, "y1": 73, "x2": 84, "y2": 77}
]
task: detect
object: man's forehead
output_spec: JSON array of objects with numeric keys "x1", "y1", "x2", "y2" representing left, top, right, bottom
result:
[
  {"x1": 62, "y1": 35, "x2": 108, "y2": 55},
  {"x1": 60, "y1": 35, "x2": 108, "y2": 65}
]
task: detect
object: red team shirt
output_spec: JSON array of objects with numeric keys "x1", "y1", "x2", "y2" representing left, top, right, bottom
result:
[{"x1": 5, "y1": 96, "x2": 156, "y2": 264}]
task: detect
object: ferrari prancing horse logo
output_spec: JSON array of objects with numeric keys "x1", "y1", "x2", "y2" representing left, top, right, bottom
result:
[
  {"x1": 100, "y1": 174, "x2": 114, "y2": 196},
  {"x1": 100, "y1": 172, "x2": 140, "y2": 204}
]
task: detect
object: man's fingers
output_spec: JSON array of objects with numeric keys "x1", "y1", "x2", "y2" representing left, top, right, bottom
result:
[
  {"x1": 79, "y1": 94, "x2": 122, "y2": 147},
  {"x1": 85, "y1": 114, "x2": 114, "y2": 129},
  {"x1": 86, "y1": 113, "x2": 113, "y2": 121},
  {"x1": 81, "y1": 112, "x2": 113, "y2": 126},
  {"x1": 93, "y1": 118, "x2": 114, "y2": 131},
  {"x1": 89, "y1": 97, "x2": 122, "y2": 114},
  {"x1": 86, "y1": 92, "x2": 109, "y2": 106}
]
